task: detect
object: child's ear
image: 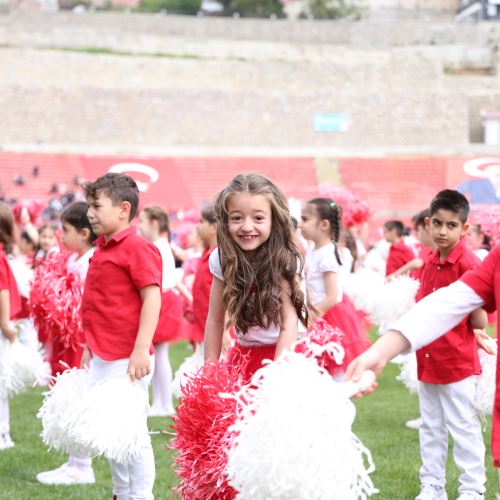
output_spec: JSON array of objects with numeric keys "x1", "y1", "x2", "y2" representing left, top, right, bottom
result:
[
  {"x1": 424, "y1": 217, "x2": 431, "y2": 229},
  {"x1": 80, "y1": 227, "x2": 91, "y2": 240},
  {"x1": 461, "y1": 222, "x2": 470, "y2": 235},
  {"x1": 120, "y1": 201, "x2": 132, "y2": 220}
]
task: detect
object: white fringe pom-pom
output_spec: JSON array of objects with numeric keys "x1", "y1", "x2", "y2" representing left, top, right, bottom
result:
[
  {"x1": 474, "y1": 343, "x2": 497, "y2": 417},
  {"x1": 372, "y1": 276, "x2": 420, "y2": 332},
  {"x1": 0, "y1": 339, "x2": 47, "y2": 398},
  {"x1": 38, "y1": 369, "x2": 149, "y2": 463},
  {"x1": 344, "y1": 269, "x2": 384, "y2": 317},
  {"x1": 226, "y1": 352, "x2": 378, "y2": 500},
  {"x1": 172, "y1": 343, "x2": 204, "y2": 399},
  {"x1": 396, "y1": 353, "x2": 419, "y2": 395}
]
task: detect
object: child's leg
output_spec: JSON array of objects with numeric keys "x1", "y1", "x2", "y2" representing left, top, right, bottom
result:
[
  {"x1": 150, "y1": 342, "x2": 173, "y2": 414},
  {"x1": 108, "y1": 459, "x2": 130, "y2": 499},
  {"x1": 418, "y1": 381, "x2": 448, "y2": 488},
  {"x1": 441, "y1": 377, "x2": 486, "y2": 495},
  {"x1": 0, "y1": 395, "x2": 9, "y2": 434}
]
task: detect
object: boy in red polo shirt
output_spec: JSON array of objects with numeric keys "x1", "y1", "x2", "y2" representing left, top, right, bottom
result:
[
  {"x1": 383, "y1": 220, "x2": 415, "y2": 276},
  {"x1": 82, "y1": 173, "x2": 162, "y2": 500}
]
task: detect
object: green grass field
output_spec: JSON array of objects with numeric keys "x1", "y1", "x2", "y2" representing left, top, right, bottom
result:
[{"x1": 0, "y1": 340, "x2": 498, "y2": 499}]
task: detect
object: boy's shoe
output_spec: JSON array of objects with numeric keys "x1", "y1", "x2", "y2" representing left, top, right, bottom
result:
[
  {"x1": 36, "y1": 463, "x2": 95, "y2": 485},
  {"x1": 405, "y1": 417, "x2": 423, "y2": 430},
  {"x1": 415, "y1": 484, "x2": 448, "y2": 500},
  {"x1": 457, "y1": 493, "x2": 484, "y2": 500},
  {"x1": 0, "y1": 433, "x2": 15, "y2": 450}
]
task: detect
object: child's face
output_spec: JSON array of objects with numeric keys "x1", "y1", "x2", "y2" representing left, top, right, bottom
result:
[
  {"x1": 39, "y1": 228, "x2": 57, "y2": 251},
  {"x1": 415, "y1": 224, "x2": 433, "y2": 248},
  {"x1": 464, "y1": 226, "x2": 483, "y2": 251},
  {"x1": 299, "y1": 204, "x2": 321, "y2": 242},
  {"x1": 138, "y1": 211, "x2": 156, "y2": 242},
  {"x1": 227, "y1": 192, "x2": 272, "y2": 252},
  {"x1": 382, "y1": 227, "x2": 397, "y2": 243},
  {"x1": 61, "y1": 221, "x2": 84, "y2": 252},
  {"x1": 19, "y1": 237, "x2": 35, "y2": 256},
  {"x1": 196, "y1": 217, "x2": 216, "y2": 246},
  {"x1": 427, "y1": 209, "x2": 468, "y2": 254},
  {"x1": 86, "y1": 192, "x2": 125, "y2": 238}
]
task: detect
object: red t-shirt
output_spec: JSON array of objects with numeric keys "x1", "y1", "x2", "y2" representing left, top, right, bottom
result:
[
  {"x1": 416, "y1": 239, "x2": 481, "y2": 384},
  {"x1": 461, "y1": 245, "x2": 500, "y2": 465},
  {"x1": 82, "y1": 226, "x2": 162, "y2": 361},
  {"x1": 190, "y1": 246, "x2": 215, "y2": 343},
  {"x1": 0, "y1": 248, "x2": 21, "y2": 320},
  {"x1": 385, "y1": 240, "x2": 415, "y2": 276}
]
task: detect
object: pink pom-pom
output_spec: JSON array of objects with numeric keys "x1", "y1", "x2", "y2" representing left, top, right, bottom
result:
[
  {"x1": 318, "y1": 184, "x2": 372, "y2": 228},
  {"x1": 171, "y1": 353, "x2": 248, "y2": 499},
  {"x1": 472, "y1": 205, "x2": 500, "y2": 247},
  {"x1": 295, "y1": 319, "x2": 345, "y2": 376},
  {"x1": 29, "y1": 252, "x2": 84, "y2": 350}
]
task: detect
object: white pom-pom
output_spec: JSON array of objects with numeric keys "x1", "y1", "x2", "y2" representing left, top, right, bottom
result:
[
  {"x1": 371, "y1": 276, "x2": 420, "y2": 330},
  {"x1": 172, "y1": 344, "x2": 204, "y2": 399},
  {"x1": 38, "y1": 369, "x2": 149, "y2": 463},
  {"x1": 344, "y1": 270, "x2": 383, "y2": 317},
  {"x1": 0, "y1": 339, "x2": 47, "y2": 398},
  {"x1": 396, "y1": 353, "x2": 419, "y2": 394},
  {"x1": 226, "y1": 352, "x2": 378, "y2": 500},
  {"x1": 474, "y1": 344, "x2": 497, "y2": 417}
]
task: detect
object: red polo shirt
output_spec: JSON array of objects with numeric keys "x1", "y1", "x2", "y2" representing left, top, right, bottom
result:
[
  {"x1": 386, "y1": 240, "x2": 415, "y2": 276},
  {"x1": 0, "y1": 247, "x2": 21, "y2": 320},
  {"x1": 190, "y1": 246, "x2": 215, "y2": 343},
  {"x1": 416, "y1": 239, "x2": 481, "y2": 384},
  {"x1": 461, "y1": 245, "x2": 500, "y2": 465},
  {"x1": 82, "y1": 226, "x2": 162, "y2": 361}
]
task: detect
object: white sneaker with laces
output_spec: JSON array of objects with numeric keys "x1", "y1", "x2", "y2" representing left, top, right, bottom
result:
[
  {"x1": 457, "y1": 493, "x2": 484, "y2": 500},
  {"x1": 36, "y1": 463, "x2": 95, "y2": 485},
  {"x1": 415, "y1": 484, "x2": 448, "y2": 500},
  {"x1": 0, "y1": 433, "x2": 15, "y2": 450},
  {"x1": 406, "y1": 417, "x2": 423, "y2": 430}
]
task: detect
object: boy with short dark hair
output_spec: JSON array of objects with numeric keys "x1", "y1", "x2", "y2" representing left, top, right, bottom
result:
[
  {"x1": 411, "y1": 189, "x2": 486, "y2": 500},
  {"x1": 383, "y1": 219, "x2": 415, "y2": 276},
  {"x1": 82, "y1": 173, "x2": 162, "y2": 500}
]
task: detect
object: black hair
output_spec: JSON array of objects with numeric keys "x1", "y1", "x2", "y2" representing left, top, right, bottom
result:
[
  {"x1": 20, "y1": 230, "x2": 36, "y2": 247},
  {"x1": 429, "y1": 189, "x2": 469, "y2": 224},
  {"x1": 83, "y1": 173, "x2": 139, "y2": 221},
  {"x1": 308, "y1": 197, "x2": 342, "y2": 265},
  {"x1": 384, "y1": 220, "x2": 404, "y2": 237},
  {"x1": 60, "y1": 202, "x2": 97, "y2": 244},
  {"x1": 411, "y1": 209, "x2": 430, "y2": 230},
  {"x1": 200, "y1": 204, "x2": 216, "y2": 225}
]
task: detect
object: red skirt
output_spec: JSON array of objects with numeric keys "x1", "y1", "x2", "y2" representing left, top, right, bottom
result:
[
  {"x1": 153, "y1": 290, "x2": 183, "y2": 344},
  {"x1": 323, "y1": 294, "x2": 371, "y2": 371},
  {"x1": 226, "y1": 343, "x2": 276, "y2": 385}
]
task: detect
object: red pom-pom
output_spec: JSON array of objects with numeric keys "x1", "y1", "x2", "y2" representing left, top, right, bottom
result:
[
  {"x1": 29, "y1": 252, "x2": 84, "y2": 350},
  {"x1": 171, "y1": 355, "x2": 248, "y2": 500},
  {"x1": 318, "y1": 184, "x2": 372, "y2": 228},
  {"x1": 295, "y1": 319, "x2": 344, "y2": 376},
  {"x1": 473, "y1": 205, "x2": 500, "y2": 247}
]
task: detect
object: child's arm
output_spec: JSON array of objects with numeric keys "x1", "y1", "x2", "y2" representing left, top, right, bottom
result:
[
  {"x1": 470, "y1": 307, "x2": 487, "y2": 330},
  {"x1": 275, "y1": 279, "x2": 299, "y2": 359},
  {"x1": 469, "y1": 307, "x2": 495, "y2": 353},
  {"x1": 175, "y1": 279, "x2": 193, "y2": 303},
  {"x1": 388, "y1": 258, "x2": 424, "y2": 278},
  {"x1": 311, "y1": 271, "x2": 338, "y2": 319},
  {"x1": 127, "y1": 284, "x2": 161, "y2": 381},
  {"x1": 204, "y1": 277, "x2": 225, "y2": 362},
  {"x1": 0, "y1": 290, "x2": 16, "y2": 342}
]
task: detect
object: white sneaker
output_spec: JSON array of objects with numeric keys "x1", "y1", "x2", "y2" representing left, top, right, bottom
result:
[
  {"x1": 457, "y1": 493, "x2": 484, "y2": 500},
  {"x1": 406, "y1": 417, "x2": 424, "y2": 430},
  {"x1": 36, "y1": 463, "x2": 95, "y2": 485},
  {"x1": 415, "y1": 484, "x2": 448, "y2": 500},
  {"x1": 0, "y1": 433, "x2": 15, "y2": 450}
]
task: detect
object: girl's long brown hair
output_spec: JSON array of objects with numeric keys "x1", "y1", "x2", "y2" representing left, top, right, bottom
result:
[
  {"x1": 214, "y1": 173, "x2": 308, "y2": 333},
  {"x1": 0, "y1": 203, "x2": 15, "y2": 254}
]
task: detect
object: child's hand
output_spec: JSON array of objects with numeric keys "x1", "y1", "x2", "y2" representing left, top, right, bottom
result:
[
  {"x1": 1, "y1": 323, "x2": 17, "y2": 342},
  {"x1": 473, "y1": 329, "x2": 497, "y2": 355},
  {"x1": 80, "y1": 346, "x2": 90, "y2": 369},
  {"x1": 128, "y1": 347, "x2": 151, "y2": 381}
]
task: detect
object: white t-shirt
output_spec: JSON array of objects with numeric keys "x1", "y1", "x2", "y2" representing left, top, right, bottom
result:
[
  {"x1": 305, "y1": 242, "x2": 342, "y2": 304},
  {"x1": 67, "y1": 247, "x2": 95, "y2": 279},
  {"x1": 154, "y1": 238, "x2": 177, "y2": 291},
  {"x1": 209, "y1": 248, "x2": 280, "y2": 346},
  {"x1": 474, "y1": 248, "x2": 489, "y2": 261}
]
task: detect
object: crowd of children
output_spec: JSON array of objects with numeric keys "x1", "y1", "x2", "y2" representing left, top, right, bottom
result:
[{"x1": 0, "y1": 171, "x2": 498, "y2": 499}]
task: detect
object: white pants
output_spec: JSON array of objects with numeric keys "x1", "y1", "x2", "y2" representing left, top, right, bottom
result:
[
  {"x1": 17, "y1": 318, "x2": 40, "y2": 352},
  {"x1": 0, "y1": 335, "x2": 9, "y2": 435},
  {"x1": 89, "y1": 355, "x2": 155, "y2": 500},
  {"x1": 418, "y1": 377, "x2": 486, "y2": 494}
]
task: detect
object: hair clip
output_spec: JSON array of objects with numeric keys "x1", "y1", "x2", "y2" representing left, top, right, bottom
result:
[{"x1": 330, "y1": 201, "x2": 336, "y2": 208}]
